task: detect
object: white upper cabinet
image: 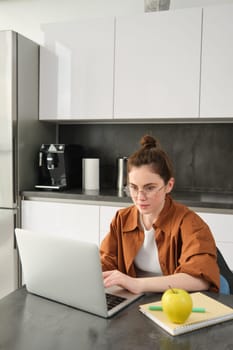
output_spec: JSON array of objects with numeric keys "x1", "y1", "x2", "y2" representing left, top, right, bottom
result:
[
  {"x1": 39, "y1": 18, "x2": 115, "y2": 120},
  {"x1": 114, "y1": 8, "x2": 202, "y2": 119},
  {"x1": 200, "y1": 4, "x2": 233, "y2": 118},
  {"x1": 39, "y1": 5, "x2": 233, "y2": 121}
]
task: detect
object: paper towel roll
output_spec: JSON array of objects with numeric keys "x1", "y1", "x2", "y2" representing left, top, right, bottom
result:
[{"x1": 82, "y1": 158, "x2": 100, "y2": 190}]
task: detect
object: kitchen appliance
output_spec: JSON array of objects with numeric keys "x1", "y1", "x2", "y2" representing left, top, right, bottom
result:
[
  {"x1": 116, "y1": 157, "x2": 128, "y2": 191},
  {"x1": 35, "y1": 144, "x2": 83, "y2": 190},
  {"x1": 0, "y1": 30, "x2": 55, "y2": 298}
]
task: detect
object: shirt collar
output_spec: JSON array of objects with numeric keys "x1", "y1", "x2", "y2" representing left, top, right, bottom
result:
[
  {"x1": 123, "y1": 205, "x2": 140, "y2": 233},
  {"x1": 153, "y1": 194, "x2": 175, "y2": 231}
]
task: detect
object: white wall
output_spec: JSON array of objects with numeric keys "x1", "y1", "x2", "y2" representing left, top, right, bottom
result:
[
  {"x1": 0, "y1": 0, "x2": 143, "y2": 44},
  {"x1": 0, "y1": 0, "x2": 233, "y2": 44}
]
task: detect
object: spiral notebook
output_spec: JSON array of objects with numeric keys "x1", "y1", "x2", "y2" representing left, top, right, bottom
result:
[{"x1": 139, "y1": 292, "x2": 233, "y2": 336}]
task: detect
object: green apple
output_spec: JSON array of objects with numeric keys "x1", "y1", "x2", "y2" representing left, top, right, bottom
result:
[{"x1": 161, "y1": 288, "x2": 193, "y2": 324}]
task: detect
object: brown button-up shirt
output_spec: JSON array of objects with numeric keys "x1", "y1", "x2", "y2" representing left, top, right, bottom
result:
[{"x1": 100, "y1": 195, "x2": 220, "y2": 292}]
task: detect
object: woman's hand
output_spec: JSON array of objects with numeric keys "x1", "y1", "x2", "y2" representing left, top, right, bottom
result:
[{"x1": 103, "y1": 270, "x2": 142, "y2": 294}]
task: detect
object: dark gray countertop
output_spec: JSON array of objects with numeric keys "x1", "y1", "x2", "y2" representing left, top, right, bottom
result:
[
  {"x1": 0, "y1": 288, "x2": 233, "y2": 350},
  {"x1": 21, "y1": 189, "x2": 233, "y2": 210}
]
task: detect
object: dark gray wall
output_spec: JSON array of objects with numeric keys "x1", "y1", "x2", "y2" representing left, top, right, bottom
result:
[{"x1": 59, "y1": 123, "x2": 233, "y2": 193}]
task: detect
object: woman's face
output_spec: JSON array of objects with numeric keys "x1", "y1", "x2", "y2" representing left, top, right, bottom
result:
[{"x1": 128, "y1": 165, "x2": 174, "y2": 216}]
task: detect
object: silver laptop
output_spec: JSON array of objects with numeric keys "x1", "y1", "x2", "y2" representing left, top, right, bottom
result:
[{"x1": 15, "y1": 228, "x2": 143, "y2": 318}]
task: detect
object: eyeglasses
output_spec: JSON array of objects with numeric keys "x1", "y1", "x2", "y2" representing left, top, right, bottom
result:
[{"x1": 124, "y1": 184, "x2": 166, "y2": 198}]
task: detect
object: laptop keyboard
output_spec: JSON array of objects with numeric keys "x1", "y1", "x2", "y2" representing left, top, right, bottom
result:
[{"x1": 105, "y1": 293, "x2": 127, "y2": 311}]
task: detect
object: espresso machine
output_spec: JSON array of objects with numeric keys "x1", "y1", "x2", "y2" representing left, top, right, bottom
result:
[{"x1": 35, "y1": 144, "x2": 83, "y2": 190}]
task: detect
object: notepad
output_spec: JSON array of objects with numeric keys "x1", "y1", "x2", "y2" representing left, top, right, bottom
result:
[{"x1": 139, "y1": 292, "x2": 233, "y2": 336}]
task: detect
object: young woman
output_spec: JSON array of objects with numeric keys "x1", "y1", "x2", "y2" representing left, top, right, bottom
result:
[{"x1": 100, "y1": 135, "x2": 220, "y2": 294}]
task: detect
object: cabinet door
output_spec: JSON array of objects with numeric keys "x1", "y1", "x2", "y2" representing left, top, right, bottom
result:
[
  {"x1": 99, "y1": 205, "x2": 124, "y2": 244},
  {"x1": 196, "y1": 212, "x2": 233, "y2": 270},
  {"x1": 200, "y1": 5, "x2": 233, "y2": 117},
  {"x1": 0, "y1": 209, "x2": 18, "y2": 298},
  {"x1": 39, "y1": 18, "x2": 114, "y2": 120},
  {"x1": 21, "y1": 200, "x2": 99, "y2": 245},
  {"x1": 114, "y1": 8, "x2": 202, "y2": 118}
]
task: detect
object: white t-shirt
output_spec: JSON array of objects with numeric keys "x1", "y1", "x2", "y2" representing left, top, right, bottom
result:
[{"x1": 134, "y1": 217, "x2": 162, "y2": 275}]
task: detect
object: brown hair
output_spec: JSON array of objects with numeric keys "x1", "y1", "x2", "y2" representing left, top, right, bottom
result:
[{"x1": 127, "y1": 135, "x2": 174, "y2": 184}]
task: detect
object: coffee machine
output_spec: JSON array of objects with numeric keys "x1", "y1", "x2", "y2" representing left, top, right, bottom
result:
[{"x1": 35, "y1": 144, "x2": 83, "y2": 190}]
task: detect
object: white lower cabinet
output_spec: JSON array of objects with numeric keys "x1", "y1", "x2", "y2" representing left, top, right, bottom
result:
[
  {"x1": 196, "y1": 211, "x2": 233, "y2": 270},
  {"x1": 21, "y1": 200, "x2": 128, "y2": 247},
  {"x1": 21, "y1": 200, "x2": 100, "y2": 245},
  {"x1": 99, "y1": 205, "x2": 124, "y2": 244},
  {"x1": 21, "y1": 200, "x2": 233, "y2": 272}
]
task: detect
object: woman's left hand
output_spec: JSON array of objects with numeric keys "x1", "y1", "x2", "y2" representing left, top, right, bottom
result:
[{"x1": 103, "y1": 270, "x2": 142, "y2": 294}]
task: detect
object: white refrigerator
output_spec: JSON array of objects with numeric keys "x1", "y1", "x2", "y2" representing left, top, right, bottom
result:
[{"x1": 0, "y1": 30, "x2": 55, "y2": 298}]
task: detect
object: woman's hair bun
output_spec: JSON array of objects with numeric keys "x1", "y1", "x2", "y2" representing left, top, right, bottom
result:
[{"x1": 140, "y1": 135, "x2": 159, "y2": 149}]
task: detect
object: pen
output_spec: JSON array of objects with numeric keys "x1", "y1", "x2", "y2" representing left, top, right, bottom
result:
[{"x1": 148, "y1": 305, "x2": 206, "y2": 313}]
